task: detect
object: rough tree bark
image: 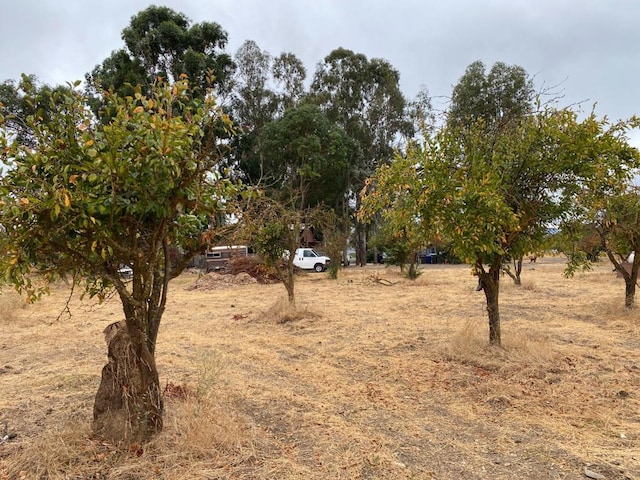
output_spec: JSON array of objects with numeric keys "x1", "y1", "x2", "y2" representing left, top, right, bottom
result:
[
  {"x1": 355, "y1": 224, "x2": 367, "y2": 267},
  {"x1": 93, "y1": 320, "x2": 163, "y2": 443},
  {"x1": 625, "y1": 281, "x2": 636, "y2": 309},
  {"x1": 93, "y1": 245, "x2": 172, "y2": 442}
]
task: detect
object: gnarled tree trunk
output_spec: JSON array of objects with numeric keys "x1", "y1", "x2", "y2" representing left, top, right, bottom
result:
[
  {"x1": 93, "y1": 320, "x2": 163, "y2": 443},
  {"x1": 93, "y1": 252, "x2": 170, "y2": 443}
]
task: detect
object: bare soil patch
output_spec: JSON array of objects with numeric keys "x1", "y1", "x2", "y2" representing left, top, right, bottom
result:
[{"x1": 1, "y1": 258, "x2": 639, "y2": 479}]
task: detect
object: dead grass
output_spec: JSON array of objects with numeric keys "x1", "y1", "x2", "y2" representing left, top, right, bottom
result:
[
  {"x1": 260, "y1": 296, "x2": 322, "y2": 324},
  {"x1": 0, "y1": 288, "x2": 27, "y2": 324},
  {"x1": 1, "y1": 258, "x2": 639, "y2": 479}
]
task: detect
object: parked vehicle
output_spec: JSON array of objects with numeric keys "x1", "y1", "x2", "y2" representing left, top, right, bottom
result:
[
  {"x1": 118, "y1": 265, "x2": 133, "y2": 279},
  {"x1": 286, "y1": 248, "x2": 331, "y2": 272},
  {"x1": 205, "y1": 245, "x2": 249, "y2": 272}
]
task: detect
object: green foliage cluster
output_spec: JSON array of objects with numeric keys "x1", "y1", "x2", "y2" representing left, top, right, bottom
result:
[
  {"x1": 86, "y1": 5, "x2": 234, "y2": 102},
  {"x1": 0, "y1": 78, "x2": 236, "y2": 325}
]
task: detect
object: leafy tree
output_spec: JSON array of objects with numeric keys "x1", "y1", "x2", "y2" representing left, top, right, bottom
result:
[
  {"x1": 596, "y1": 190, "x2": 640, "y2": 307},
  {"x1": 238, "y1": 194, "x2": 327, "y2": 305},
  {"x1": 448, "y1": 60, "x2": 534, "y2": 131},
  {"x1": 228, "y1": 40, "x2": 280, "y2": 184},
  {"x1": 86, "y1": 6, "x2": 234, "y2": 107},
  {"x1": 0, "y1": 79, "x2": 237, "y2": 442},
  {"x1": 362, "y1": 107, "x2": 590, "y2": 346},
  {"x1": 272, "y1": 52, "x2": 307, "y2": 111},
  {"x1": 564, "y1": 117, "x2": 640, "y2": 307},
  {"x1": 373, "y1": 224, "x2": 423, "y2": 279},
  {"x1": 230, "y1": 40, "x2": 278, "y2": 126},
  {"x1": 360, "y1": 152, "x2": 426, "y2": 279},
  {"x1": 310, "y1": 48, "x2": 410, "y2": 265},
  {"x1": 258, "y1": 104, "x2": 355, "y2": 209},
  {"x1": 448, "y1": 60, "x2": 537, "y2": 285},
  {"x1": 321, "y1": 216, "x2": 347, "y2": 279},
  {"x1": 405, "y1": 86, "x2": 437, "y2": 145}
]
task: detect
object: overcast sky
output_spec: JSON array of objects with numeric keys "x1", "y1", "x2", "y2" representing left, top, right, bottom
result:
[{"x1": 1, "y1": 0, "x2": 639, "y2": 134}]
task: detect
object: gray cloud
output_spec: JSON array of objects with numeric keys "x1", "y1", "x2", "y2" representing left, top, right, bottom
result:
[{"x1": 1, "y1": 0, "x2": 639, "y2": 127}]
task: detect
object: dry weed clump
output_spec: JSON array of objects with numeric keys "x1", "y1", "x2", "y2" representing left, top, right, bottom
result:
[
  {"x1": 160, "y1": 393, "x2": 249, "y2": 458},
  {"x1": 596, "y1": 298, "x2": 640, "y2": 327},
  {"x1": 260, "y1": 297, "x2": 321, "y2": 324},
  {"x1": 194, "y1": 350, "x2": 226, "y2": 398},
  {"x1": 2, "y1": 396, "x2": 252, "y2": 480},
  {"x1": 1, "y1": 421, "x2": 123, "y2": 480},
  {"x1": 445, "y1": 319, "x2": 487, "y2": 361},
  {"x1": 0, "y1": 290, "x2": 27, "y2": 324},
  {"x1": 520, "y1": 278, "x2": 537, "y2": 291},
  {"x1": 442, "y1": 319, "x2": 557, "y2": 375}
]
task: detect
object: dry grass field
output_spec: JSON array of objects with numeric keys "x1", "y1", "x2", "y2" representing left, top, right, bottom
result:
[{"x1": 0, "y1": 257, "x2": 639, "y2": 479}]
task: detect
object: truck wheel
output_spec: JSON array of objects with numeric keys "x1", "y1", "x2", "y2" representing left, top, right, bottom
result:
[{"x1": 314, "y1": 263, "x2": 325, "y2": 273}]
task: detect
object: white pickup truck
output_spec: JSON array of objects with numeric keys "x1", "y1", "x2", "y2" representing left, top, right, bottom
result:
[{"x1": 289, "y1": 248, "x2": 331, "y2": 272}]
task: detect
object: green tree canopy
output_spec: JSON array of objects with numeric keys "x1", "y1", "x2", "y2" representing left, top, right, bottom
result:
[
  {"x1": 259, "y1": 104, "x2": 356, "y2": 209},
  {"x1": 447, "y1": 60, "x2": 537, "y2": 285},
  {"x1": 0, "y1": 75, "x2": 72, "y2": 148},
  {"x1": 228, "y1": 40, "x2": 307, "y2": 185},
  {"x1": 448, "y1": 60, "x2": 535, "y2": 131},
  {"x1": 86, "y1": 6, "x2": 234, "y2": 105}
]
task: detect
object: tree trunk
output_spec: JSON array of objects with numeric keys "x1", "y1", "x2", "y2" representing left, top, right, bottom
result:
[
  {"x1": 342, "y1": 193, "x2": 350, "y2": 269},
  {"x1": 625, "y1": 279, "x2": 636, "y2": 308},
  {"x1": 502, "y1": 256, "x2": 523, "y2": 285},
  {"x1": 279, "y1": 261, "x2": 296, "y2": 305},
  {"x1": 478, "y1": 263, "x2": 502, "y2": 346},
  {"x1": 93, "y1": 320, "x2": 163, "y2": 443},
  {"x1": 404, "y1": 252, "x2": 419, "y2": 279},
  {"x1": 625, "y1": 254, "x2": 639, "y2": 309},
  {"x1": 355, "y1": 223, "x2": 366, "y2": 267},
  {"x1": 605, "y1": 249, "x2": 638, "y2": 309},
  {"x1": 354, "y1": 196, "x2": 367, "y2": 266},
  {"x1": 513, "y1": 256, "x2": 523, "y2": 285},
  {"x1": 285, "y1": 273, "x2": 296, "y2": 305}
]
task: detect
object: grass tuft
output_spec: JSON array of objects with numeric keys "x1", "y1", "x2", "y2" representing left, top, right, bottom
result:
[
  {"x1": 0, "y1": 290, "x2": 27, "y2": 324},
  {"x1": 261, "y1": 297, "x2": 321, "y2": 324}
]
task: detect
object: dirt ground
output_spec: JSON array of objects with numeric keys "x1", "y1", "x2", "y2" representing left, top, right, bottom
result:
[{"x1": 0, "y1": 258, "x2": 639, "y2": 479}]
